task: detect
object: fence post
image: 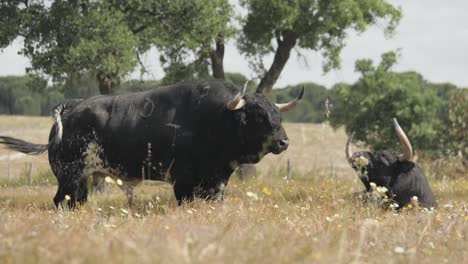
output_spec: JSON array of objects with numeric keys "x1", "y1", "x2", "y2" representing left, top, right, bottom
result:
[
  {"x1": 7, "y1": 153, "x2": 11, "y2": 183},
  {"x1": 28, "y1": 162, "x2": 33, "y2": 185},
  {"x1": 287, "y1": 159, "x2": 292, "y2": 180}
]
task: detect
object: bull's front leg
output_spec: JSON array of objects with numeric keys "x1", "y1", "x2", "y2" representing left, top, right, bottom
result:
[
  {"x1": 194, "y1": 165, "x2": 232, "y2": 201},
  {"x1": 173, "y1": 181, "x2": 195, "y2": 205},
  {"x1": 118, "y1": 179, "x2": 141, "y2": 208},
  {"x1": 171, "y1": 163, "x2": 195, "y2": 205}
]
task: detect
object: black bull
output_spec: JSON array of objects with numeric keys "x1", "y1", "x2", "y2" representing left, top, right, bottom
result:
[
  {"x1": 0, "y1": 80, "x2": 304, "y2": 207},
  {"x1": 345, "y1": 119, "x2": 437, "y2": 209}
]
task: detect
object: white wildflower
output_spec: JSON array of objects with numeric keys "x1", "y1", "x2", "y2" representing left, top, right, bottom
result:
[
  {"x1": 64, "y1": 195, "x2": 71, "y2": 201},
  {"x1": 246, "y1": 191, "x2": 259, "y2": 200},
  {"x1": 116, "y1": 179, "x2": 123, "y2": 186},
  {"x1": 394, "y1": 246, "x2": 405, "y2": 254},
  {"x1": 326, "y1": 214, "x2": 339, "y2": 222},
  {"x1": 376, "y1": 186, "x2": 388, "y2": 194},
  {"x1": 105, "y1": 176, "x2": 115, "y2": 184}
]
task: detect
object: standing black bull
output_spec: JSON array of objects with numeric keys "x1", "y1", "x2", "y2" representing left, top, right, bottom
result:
[
  {"x1": 345, "y1": 118, "x2": 437, "y2": 209},
  {"x1": 0, "y1": 80, "x2": 303, "y2": 208}
]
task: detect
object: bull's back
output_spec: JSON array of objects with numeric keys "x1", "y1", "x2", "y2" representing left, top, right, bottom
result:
[
  {"x1": 57, "y1": 87, "x2": 191, "y2": 177},
  {"x1": 393, "y1": 162, "x2": 438, "y2": 208}
]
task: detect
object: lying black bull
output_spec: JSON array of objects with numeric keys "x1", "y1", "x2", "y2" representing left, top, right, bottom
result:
[
  {"x1": 345, "y1": 118, "x2": 437, "y2": 209},
  {"x1": 0, "y1": 80, "x2": 303, "y2": 207}
]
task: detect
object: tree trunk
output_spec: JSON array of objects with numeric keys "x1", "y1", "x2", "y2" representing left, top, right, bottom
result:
[
  {"x1": 256, "y1": 30, "x2": 297, "y2": 94},
  {"x1": 96, "y1": 72, "x2": 116, "y2": 94},
  {"x1": 210, "y1": 35, "x2": 225, "y2": 80}
]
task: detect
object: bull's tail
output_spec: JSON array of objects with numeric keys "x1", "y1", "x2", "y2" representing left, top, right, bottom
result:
[
  {"x1": 51, "y1": 103, "x2": 66, "y2": 146},
  {"x1": 50, "y1": 99, "x2": 83, "y2": 145},
  {"x1": 0, "y1": 99, "x2": 83, "y2": 155},
  {"x1": 0, "y1": 136, "x2": 48, "y2": 155}
]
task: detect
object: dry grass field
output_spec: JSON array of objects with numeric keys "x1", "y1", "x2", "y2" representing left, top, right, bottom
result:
[{"x1": 0, "y1": 115, "x2": 466, "y2": 263}]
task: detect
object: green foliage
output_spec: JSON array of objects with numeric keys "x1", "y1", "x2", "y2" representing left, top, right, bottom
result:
[
  {"x1": 151, "y1": 0, "x2": 235, "y2": 81},
  {"x1": 0, "y1": 74, "x2": 148, "y2": 116},
  {"x1": 445, "y1": 88, "x2": 468, "y2": 158},
  {"x1": 3, "y1": 1, "x2": 139, "y2": 94},
  {"x1": 270, "y1": 83, "x2": 328, "y2": 123},
  {"x1": 120, "y1": 79, "x2": 161, "y2": 93},
  {"x1": 1, "y1": 0, "x2": 235, "y2": 93},
  {"x1": 62, "y1": 73, "x2": 100, "y2": 99},
  {"x1": 239, "y1": 0, "x2": 401, "y2": 92},
  {"x1": 160, "y1": 60, "x2": 211, "y2": 85},
  {"x1": 0, "y1": 0, "x2": 23, "y2": 48},
  {"x1": 0, "y1": 75, "x2": 47, "y2": 115},
  {"x1": 329, "y1": 51, "x2": 443, "y2": 154},
  {"x1": 65, "y1": 5, "x2": 139, "y2": 82},
  {"x1": 224, "y1": 72, "x2": 258, "y2": 93},
  {"x1": 225, "y1": 72, "x2": 248, "y2": 86},
  {"x1": 2, "y1": 0, "x2": 401, "y2": 95}
]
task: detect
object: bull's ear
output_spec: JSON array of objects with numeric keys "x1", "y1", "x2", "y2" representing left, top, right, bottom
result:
[
  {"x1": 226, "y1": 93, "x2": 246, "y2": 111},
  {"x1": 275, "y1": 86, "x2": 304, "y2": 112}
]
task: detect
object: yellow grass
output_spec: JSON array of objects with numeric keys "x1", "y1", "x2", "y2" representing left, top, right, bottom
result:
[{"x1": 0, "y1": 115, "x2": 467, "y2": 264}]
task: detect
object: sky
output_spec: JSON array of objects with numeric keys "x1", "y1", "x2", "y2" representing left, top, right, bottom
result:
[{"x1": 1, "y1": 0, "x2": 467, "y2": 88}]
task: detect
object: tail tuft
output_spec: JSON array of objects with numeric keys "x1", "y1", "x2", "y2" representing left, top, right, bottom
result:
[
  {"x1": 0, "y1": 136, "x2": 48, "y2": 155},
  {"x1": 0, "y1": 99, "x2": 83, "y2": 155},
  {"x1": 51, "y1": 104, "x2": 65, "y2": 145},
  {"x1": 51, "y1": 99, "x2": 83, "y2": 145}
]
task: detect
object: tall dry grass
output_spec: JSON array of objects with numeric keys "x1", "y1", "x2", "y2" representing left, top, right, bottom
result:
[{"x1": 0, "y1": 116, "x2": 466, "y2": 264}]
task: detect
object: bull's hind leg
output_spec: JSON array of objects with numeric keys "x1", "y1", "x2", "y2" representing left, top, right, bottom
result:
[
  {"x1": 54, "y1": 177, "x2": 88, "y2": 209},
  {"x1": 53, "y1": 164, "x2": 88, "y2": 209}
]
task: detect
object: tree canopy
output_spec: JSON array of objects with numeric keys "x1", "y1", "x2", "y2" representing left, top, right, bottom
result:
[
  {"x1": 329, "y1": 51, "x2": 445, "y2": 155},
  {"x1": 239, "y1": 0, "x2": 401, "y2": 93},
  {"x1": 1, "y1": 0, "x2": 401, "y2": 94}
]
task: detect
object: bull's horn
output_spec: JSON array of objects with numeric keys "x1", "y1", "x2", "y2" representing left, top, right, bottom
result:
[
  {"x1": 345, "y1": 131, "x2": 355, "y2": 164},
  {"x1": 393, "y1": 118, "x2": 413, "y2": 161},
  {"x1": 226, "y1": 93, "x2": 246, "y2": 110},
  {"x1": 241, "y1": 80, "x2": 249, "y2": 96},
  {"x1": 275, "y1": 86, "x2": 305, "y2": 112},
  {"x1": 226, "y1": 81, "x2": 250, "y2": 111}
]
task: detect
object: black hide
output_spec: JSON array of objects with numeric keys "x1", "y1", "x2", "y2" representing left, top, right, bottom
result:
[
  {"x1": 1, "y1": 80, "x2": 290, "y2": 207},
  {"x1": 351, "y1": 150, "x2": 437, "y2": 209}
]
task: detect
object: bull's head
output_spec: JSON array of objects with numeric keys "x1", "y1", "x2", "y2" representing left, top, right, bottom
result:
[
  {"x1": 345, "y1": 118, "x2": 413, "y2": 189},
  {"x1": 226, "y1": 83, "x2": 304, "y2": 164}
]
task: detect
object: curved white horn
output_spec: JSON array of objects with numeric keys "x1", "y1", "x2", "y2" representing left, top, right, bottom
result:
[
  {"x1": 241, "y1": 80, "x2": 249, "y2": 96},
  {"x1": 393, "y1": 118, "x2": 413, "y2": 161},
  {"x1": 275, "y1": 86, "x2": 305, "y2": 112},
  {"x1": 345, "y1": 131, "x2": 355, "y2": 164},
  {"x1": 226, "y1": 93, "x2": 246, "y2": 111}
]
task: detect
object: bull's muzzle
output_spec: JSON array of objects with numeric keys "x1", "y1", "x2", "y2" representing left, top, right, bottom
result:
[{"x1": 270, "y1": 138, "x2": 289, "y2": 154}]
